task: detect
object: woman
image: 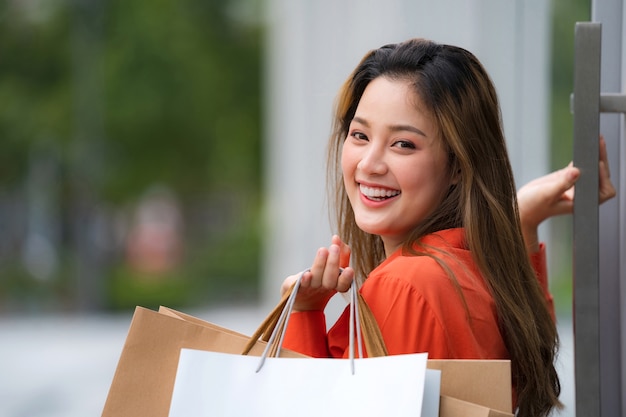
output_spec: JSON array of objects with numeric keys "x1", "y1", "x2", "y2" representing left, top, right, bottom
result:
[{"x1": 280, "y1": 39, "x2": 613, "y2": 417}]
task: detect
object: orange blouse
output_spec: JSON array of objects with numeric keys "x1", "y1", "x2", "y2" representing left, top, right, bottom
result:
[{"x1": 282, "y1": 228, "x2": 553, "y2": 359}]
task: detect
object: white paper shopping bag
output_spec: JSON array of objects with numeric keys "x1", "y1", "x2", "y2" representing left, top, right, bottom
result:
[{"x1": 168, "y1": 348, "x2": 440, "y2": 417}]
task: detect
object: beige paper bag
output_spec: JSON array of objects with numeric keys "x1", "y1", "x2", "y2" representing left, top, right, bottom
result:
[
  {"x1": 101, "y1": 306, "x2": 302, "y2": 417},
  {"x1": 428, "y1": 359, "x2": 512, "y2": 414},
  {"x1": 440, "y1": 396, "x2": 513, "y2": 417}
]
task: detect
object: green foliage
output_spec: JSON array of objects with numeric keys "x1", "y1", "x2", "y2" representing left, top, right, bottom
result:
[
  {"x1": 106, "y1": 266, "x2": 190, "y2": 311},
  {"x1": 0, "y1": 0, "x2": 262, "y2": 198},
  {"x1": 0, "y1": 0, "x2": 265, "y2": 311},
  {"x1": 0, "y1": 2, "x2": 72, "y2": 183},
  {"x1": 101, "y1": 0, "x2": 262, "y2": 201}
]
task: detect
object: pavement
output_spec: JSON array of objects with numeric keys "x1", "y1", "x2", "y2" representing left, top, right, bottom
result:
[{"x1": 0, "y1": 307, "x2": 576, "y2": 417}]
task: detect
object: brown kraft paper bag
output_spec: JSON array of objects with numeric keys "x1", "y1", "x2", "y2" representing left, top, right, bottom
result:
[
  {"x1": 101, "y1": 306, "x2": 303, "y2": 417},
  {"x1": 102, "y1": 306, "x2": 513, "y2": 417}
]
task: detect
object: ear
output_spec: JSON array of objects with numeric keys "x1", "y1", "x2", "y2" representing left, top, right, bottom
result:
[
  {"x1": 450, "y1": 167, "x2": 461, "y2": 185},
  {"x1": 448, "y1": 157, "x2": 461, "y2": 185}
]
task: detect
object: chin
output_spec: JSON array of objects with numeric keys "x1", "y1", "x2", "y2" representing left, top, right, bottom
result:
[{"x1": 354, "y1": 221, "x2": 386, "y2": 236}]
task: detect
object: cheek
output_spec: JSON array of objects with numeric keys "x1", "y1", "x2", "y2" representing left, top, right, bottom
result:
[
  {"x1": 340, "y1": 143, "x2": 357, "y2": 177},
  {"x1": 405, "y1": 160, "x2": 450, "y2": 197},
  {"x1": 425, "y1": 149, "x2": 452, "y2": 186}
]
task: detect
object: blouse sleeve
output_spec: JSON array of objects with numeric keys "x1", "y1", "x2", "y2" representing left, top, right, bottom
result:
[
  {"x1": 529, "y1": 243, "x2": 555, "y2": 321},
  {"x1": 282, "y1": 310, "x2": 331, "y2": 357}
]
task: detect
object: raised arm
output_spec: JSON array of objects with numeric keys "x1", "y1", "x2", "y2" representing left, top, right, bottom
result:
[{"x1": 517, "y1": 135, "x2": 616, "y2": 253}]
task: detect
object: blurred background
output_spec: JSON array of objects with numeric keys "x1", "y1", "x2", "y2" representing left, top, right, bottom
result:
[
  {"x1": 0, "y1": 0, "x2": 595, "y2": 415},
  {"x1": 0, "y1": 0, "x2": 265, "y2": 313}
]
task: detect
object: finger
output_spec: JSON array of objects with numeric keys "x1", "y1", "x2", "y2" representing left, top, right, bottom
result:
[
  {"x1": 299, "y1": 269, "x2": 313, "y2": 288},
  {"x1": 309, "y1": 247, "x2": 329, "y2": 288},
  {"x1": 321, "y1": 243, "x2": 342, "y2": 289},
  {"x1": 599, "y1": 135, "x2": 610, "y2": 178},
  {"x1": 562, "y1": 166, "x2": 579, "y2": 200},
  {"x1": 598, "y1": 160, "x2": 617, "y2": 203},
  {"x1": 537, "y1": 166, "x2": 579, "y2": 203},
  {"x1": 280, "y1": 273, "x2": 300, "y2": 295},
  {"x1": 554, "y1": 166, "x2": 579, "y2": 204},
  {"x1": 331, "y1": 235, "x2": 352, "y2": 268},
  {"x1": 335, "y1": 267, "x2": 355, "y2": 293},
  {"x1": 596, "y1": 135, "x2": 616, "y2": 204},
  {"x1": 563, "y1": 187, "x2": 574, "y2": 202},
  {"x1": 562, "y1": 165, "x2": 580, "y2": 186},
  {"x1": 551, "y1": 199, "x2": 575, "y2": 217}
]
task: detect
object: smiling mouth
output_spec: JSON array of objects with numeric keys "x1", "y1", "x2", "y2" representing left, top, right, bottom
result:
[{"x1": 359, "y1": 184, "x2": 400, "y2": 201}]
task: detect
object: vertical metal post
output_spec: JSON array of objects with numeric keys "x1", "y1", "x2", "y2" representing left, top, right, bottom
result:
[
  {"x1": 592, "y1": 2, "x2": 626, "y2": 416},
  {"x1": 572, "y1": 22, "x2": 602, "y2": 417}
]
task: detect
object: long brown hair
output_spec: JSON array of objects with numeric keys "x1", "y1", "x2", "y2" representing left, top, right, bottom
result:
[{"x1": 327, "y1": 38, "x2": 561, "y2": 417}]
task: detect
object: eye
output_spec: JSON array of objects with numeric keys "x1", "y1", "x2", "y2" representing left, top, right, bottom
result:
[
  {"x1": 349, "y1": 131, "x2": 368, "y2": 141},
  {"x1": 392, "y1": 140, "x2": 416, "y2": 150}
]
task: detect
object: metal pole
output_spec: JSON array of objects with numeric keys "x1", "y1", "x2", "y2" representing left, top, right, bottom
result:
[
  {"x1": 592, "y1": 2, "x2": 626, "y2": 415},
  {"x1": 572, "y1": 21, "x2": 602, "y2": 417}
]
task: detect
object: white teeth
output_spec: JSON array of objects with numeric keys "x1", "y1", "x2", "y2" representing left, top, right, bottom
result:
[{"x1": 359, "y1": 184, "x2": 400, "y2": 199}]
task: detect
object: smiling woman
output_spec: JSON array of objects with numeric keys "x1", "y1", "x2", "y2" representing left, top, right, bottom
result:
[{"x1": 278, "y1": 38, "x2": 566, "y2": 417}]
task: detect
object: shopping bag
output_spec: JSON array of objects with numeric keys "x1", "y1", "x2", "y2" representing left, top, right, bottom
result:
[
  {"x1": 429, "y1": 360, "x2": 512, "y2": 415},
  {"x1": 440, "y1": 396, "x2": 513, "y2": 417},
  {"x1": 101, "y1": 306, "x2": 303, "y2": 417},
  {"x1": 168, "y1": 279, "x2": 440, "y2": 417},
  {"x1": 169, "y1": 348, "x2": 441, "y2": 417},
  {"x1": 103, "y1": 273, "x2": 513, "y2": 417}
]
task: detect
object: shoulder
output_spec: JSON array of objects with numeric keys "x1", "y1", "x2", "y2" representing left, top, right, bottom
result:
[
  {"x1": 361, "y1": 228, "x2": 486, "y2": 306},
  {"x1": 364, "y1": 252, "x2": 459, "y2": 300},
  {"x1": 359, "y1": 256, "x2": 454, "y2": 356},
  {"x1": 370, "y1": 229, "x2": 475, "y2": 291}
]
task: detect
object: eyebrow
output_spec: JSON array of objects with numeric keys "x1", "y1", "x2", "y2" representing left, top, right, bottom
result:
[{"x1": 352, "y1": 116, "x2": 428, "y2": 137}]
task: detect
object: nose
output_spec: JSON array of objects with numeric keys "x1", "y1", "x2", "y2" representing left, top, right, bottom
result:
[{"x1": 357, "y1": 143, "x2": 387, "y2": 175}]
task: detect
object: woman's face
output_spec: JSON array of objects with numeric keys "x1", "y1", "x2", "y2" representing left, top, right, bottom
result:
[{"x1": 341, "y1": 76, "x2": 452, "y2": 256}]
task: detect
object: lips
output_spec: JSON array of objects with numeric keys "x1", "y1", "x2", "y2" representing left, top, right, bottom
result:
[{"x1": 359, "y1": 184, "x2": 400, "y2": 201}]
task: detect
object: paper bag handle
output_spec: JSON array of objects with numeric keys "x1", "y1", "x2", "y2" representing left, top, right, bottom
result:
[{"x1": 241, "y1": 281, "x2": 295, "y2": 355}]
